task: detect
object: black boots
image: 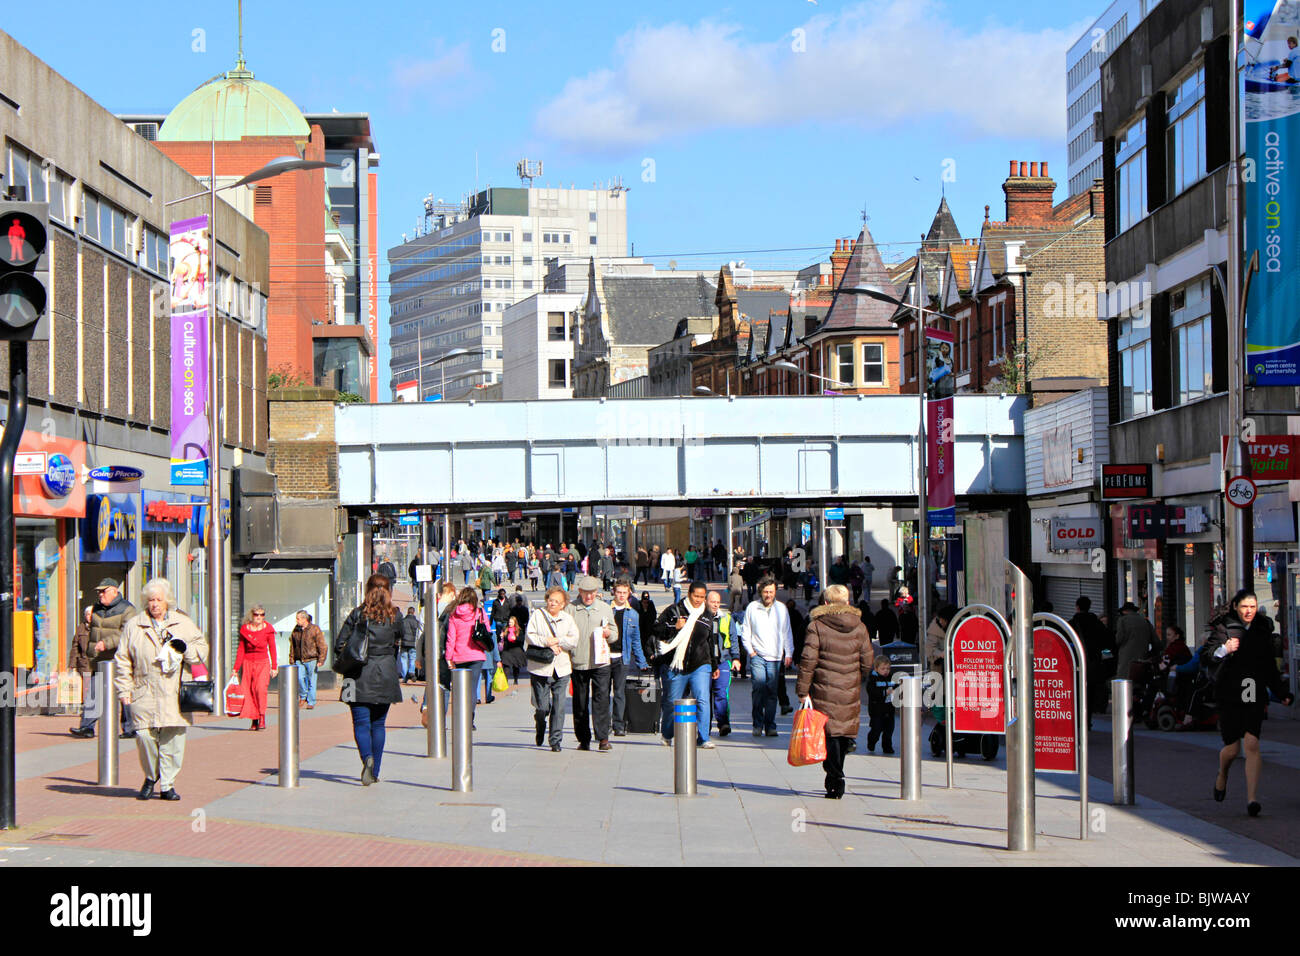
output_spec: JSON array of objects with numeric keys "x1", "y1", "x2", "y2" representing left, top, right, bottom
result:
[
  {"x1": 535, "y1": 715, "x2": 547, "y2": 746},
  {"x1": 137, "y1": 778, "x2": 156, "y2": 800}
]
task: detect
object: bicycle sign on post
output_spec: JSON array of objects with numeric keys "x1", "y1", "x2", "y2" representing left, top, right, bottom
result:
[
  {"x1": 1032, "y1": 613, "x2": 1089, "y2": 841},
  {"x1": 944, "y1": 605, "x2": 1011, "y2": 789},
  {"x1": 1225, "y1": 475, "x2": 1257, "y2": 509}
]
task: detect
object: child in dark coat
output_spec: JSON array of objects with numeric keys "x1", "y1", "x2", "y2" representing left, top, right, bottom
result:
[{"x1": 866, "y1": 657, "x2": 896, "y2": 754}]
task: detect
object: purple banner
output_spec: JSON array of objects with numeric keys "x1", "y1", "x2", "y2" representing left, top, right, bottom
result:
[{"x1": 169, "y1": 216, "x2": 209, "y2": 485}]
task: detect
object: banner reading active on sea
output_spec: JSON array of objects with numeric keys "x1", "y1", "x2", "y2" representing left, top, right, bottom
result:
[
  {"x1": 1245, "y1": 1, "x2": 1300, "y2": 384},
  {"x1": 925, "y1": 329, "x2": 955, "y2": 526},
  {"x1": 168, "y1": 216, "x2": 210, "y2": 486}
]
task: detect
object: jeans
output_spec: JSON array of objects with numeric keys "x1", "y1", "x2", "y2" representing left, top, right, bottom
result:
[
  {"x1": 663, "y1": 664, "x2": 712, "y2": 744},
  {"x1": 711, "y1": 666, "x2": 733, "y2": 732},
  {"x1": 777, "y1": 662, "x2": 790, "y2": 709},
  {"x1": 571, "y1": 666, "x2": 612, "y2": 744},
  {"x1": 443, "y1": 661, "x2": 483, "y2": 723},
  {"x1": 751, "y1": 657, "x2": 781, "y2": 733},
  {"x1": 531, "y1": 672, "x2": 568, "y2": 746},
  {"x1": 349, "y1": 702, "x2": 390, "y2": 779},
  {"x1": 610, "y1": 658, "x2": 628, "y2": 733},
  {"x1": 397, "y1": 648, "x2": 417, "y2": 681},
  {"x1": 297, "y1": 660, "x2": 319, "y2": 707}
]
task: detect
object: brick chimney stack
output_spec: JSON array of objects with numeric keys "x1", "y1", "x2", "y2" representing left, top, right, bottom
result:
[
  {"x1": 830, "y1": 237, "x2": 853, "y2": 288},
  {"x1": 1003, "y1": 159, "x2": 1056, "y2": 224}
]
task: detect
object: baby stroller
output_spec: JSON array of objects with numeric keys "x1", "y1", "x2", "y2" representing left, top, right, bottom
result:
[{"x1": 928, "y1": 703, "x2": 1000, "y2": 760}]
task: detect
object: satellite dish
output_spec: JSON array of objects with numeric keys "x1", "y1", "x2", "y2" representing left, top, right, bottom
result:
[{"x1": 669, "y1": 260, "x2": 677, "y2": 271}]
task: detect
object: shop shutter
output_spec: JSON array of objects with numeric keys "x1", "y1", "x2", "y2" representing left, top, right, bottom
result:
[{"x1": 1044, "y1": 575, "x2": 1105, "y2": 615}]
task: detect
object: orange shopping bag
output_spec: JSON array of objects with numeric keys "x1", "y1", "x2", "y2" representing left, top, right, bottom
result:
[{"x1": 787, "y1": 700, "x2": 828, "y2": 766}]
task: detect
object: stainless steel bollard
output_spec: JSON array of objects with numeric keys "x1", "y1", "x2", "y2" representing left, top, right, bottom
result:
[
  {"x1": 673, "y1": 698, "x2": 698, "y2": 796},
  {"x1": 278, "y1": 665, "x2": 299, "y2": 788},
  {"x1": 1006, "y1": 561, "x2": 1035, "y2": 852},
  {"x1": 96, "y1": 660, "x2": 119, "y2": 786},
  {"x1": 451, "y1": 667, "x2": 474, "y2": 792},
  {"x1": 1111, "y1": 678, "x2": 1135, "y2": 806},
  {"x1": 899, "y1": 675, "x2": 922, "y2": 801},
  {"x1": 424, "y1": 582, "x2": 447, "y2": 759}
]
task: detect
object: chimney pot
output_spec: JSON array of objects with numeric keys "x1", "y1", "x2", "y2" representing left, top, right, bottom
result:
[
  {"x1": 1019, "y1": 161, "x2": 1027, "y2": 176},
  {"x1": 1041, "y1": 161, "x2": 1049, "y2": 177},
  {"x1": 1030, "y1": 162, "x2": 1039, "y2": 177},
  {"x1": 1009, "y1": 160, "x2": 1017, "y2": 176}
]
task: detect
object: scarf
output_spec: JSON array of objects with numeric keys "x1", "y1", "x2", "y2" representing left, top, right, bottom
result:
[{"x1": 661, "y1": 599, "x2": 706, "y2": 671}]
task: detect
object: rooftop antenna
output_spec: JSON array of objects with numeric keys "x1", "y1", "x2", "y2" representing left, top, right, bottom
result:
[
  {"x1": 230, "y1": 0, "x2": 252, "y2": 76},
  {"x1": 517, "y1": 158, "x2": 543, "y2": 185}
]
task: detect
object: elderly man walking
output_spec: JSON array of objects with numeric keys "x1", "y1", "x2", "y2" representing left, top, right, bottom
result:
[
  {"x1": 568, "y1": 576, "x2": 616, "y2": 751},
  {"x1": 69, "y1": 578, "x2": 137, "y2": 739}
]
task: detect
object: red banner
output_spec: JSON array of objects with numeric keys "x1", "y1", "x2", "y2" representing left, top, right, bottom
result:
[
  {"x1": 1033, "y1": 627, "x2": 1078, "y2": 773},
  {"x1": 950, "y1": 615, "x2": 1006, "y2": 734}
]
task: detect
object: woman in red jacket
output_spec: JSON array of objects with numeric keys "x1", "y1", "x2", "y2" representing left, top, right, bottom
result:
[{"x1": 236, "y1": 605, "x2": 278, "y2": 730}]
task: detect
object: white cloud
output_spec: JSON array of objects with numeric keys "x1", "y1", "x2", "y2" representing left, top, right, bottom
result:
[
  {"x1": 389, "y1": 42, "x2": 474, "y2": 110},
  {"x1": 534, "y1": 1, "x2": 1076, "y2": 151}
]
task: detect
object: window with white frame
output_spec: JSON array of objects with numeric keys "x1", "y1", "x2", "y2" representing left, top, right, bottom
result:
[
  {"x1": 861, "y1": 342, "x2": 884, "y2": 384},
  {"x1": 1116, "y1": 116, "x2": 1147, "y2": 233},
  {"x1": 835, "y1": 344, "x2": 855, "y2": 387},
  {"x1": 1118, "y1": 312, "x2": 1152, "y2": 419},
  {"x1": 1171, "y1": 277, "x2": 1213, "y2": 405},
  {"x1": 1166, "y1": 65, "x2": 1206, "y2": 199}
]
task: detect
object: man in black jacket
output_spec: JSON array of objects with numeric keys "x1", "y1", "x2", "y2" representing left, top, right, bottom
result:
[
  {"x1": 399, "y1": 608, "x2": 422, "y2": 684},
  {"x1": 654, "y1": 581, "x2": 720, "y2": 748},
  {"x1": 69, "y1": 579, "x2": 137, "y2": 739},
  {"x1": 1069, "y1": 596, "x2": 1112, "y2": 726}
]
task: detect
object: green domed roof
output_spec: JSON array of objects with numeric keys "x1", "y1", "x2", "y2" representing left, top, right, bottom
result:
[{"x1": 159, "y1": 64, "x2": 309, "y2": 142}]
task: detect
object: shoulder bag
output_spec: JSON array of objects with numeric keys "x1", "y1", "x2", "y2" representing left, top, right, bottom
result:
[
  {"x1": 333, "y1": 610, "x2": 370, "y2": 674},
  {"x1": 526, "y1": 615, "x2": 558, "y2": 665}
]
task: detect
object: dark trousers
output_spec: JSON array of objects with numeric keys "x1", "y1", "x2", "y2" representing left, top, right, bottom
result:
[
  {"x1": 823, "y1": 735, "x2": 854, "y2": 797},
  {"x1": 777, "y1": 663, "x2": 790, "y2": 709},
  {"x1": 610, "y1": 658, "x2": 628, "y2": 733},
  {"x1": 349, "y1": 703, "x2": 390, "y2": 779},
  {"x1": 868, "y1": 707, "x2": 895, "y2": 752},
  {"x1": 531, "y1": 673, "x2": 567, "y2": 746},
  {"x1": 571, "y1": 666, "x2": 612, "y2": 744},
  {"x1": 635, "y1": 565, "x2": 652, "y2": 585}
]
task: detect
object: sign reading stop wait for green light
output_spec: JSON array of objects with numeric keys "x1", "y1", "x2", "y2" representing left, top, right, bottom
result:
[{"x1": 0, "y1": 202, "x2": 50, "y2": 340}]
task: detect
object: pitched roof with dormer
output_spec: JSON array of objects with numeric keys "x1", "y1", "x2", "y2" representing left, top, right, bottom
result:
[{"x1": 807, "y1": 226, "x2": 899, "y2": 340}]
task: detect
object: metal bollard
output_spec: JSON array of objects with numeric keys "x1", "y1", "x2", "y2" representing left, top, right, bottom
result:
[
  {"x1": 1111, "y1": 678, "x2": 1135, "y2": 805},
  {"x1": 96, "y1": 660, "x2": 119, "y2": 786},
  {"x1": 424, "y1": 582, "x2": 447, "y2": 759},
  {"x1": 451, "y1": 667, "x2": 474, "y2": 792},
  {"x1": 673, "y1": 698, "x2": 698, "y2": 795},
  {"x1": 278, "y1": 665, "x2": 299, "y2": 788},
  {"x1": 1006, "y1": 560, "x2": 1035, "y2": 852},
  {"x1": 899, "y1": 675, "x2": 922, "y2": 801}
]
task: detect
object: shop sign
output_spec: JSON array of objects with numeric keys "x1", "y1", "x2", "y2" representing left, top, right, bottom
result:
[
  {"x1": 1244, "y1": 436, "x2": 1300, "y2": 480},
  {"x1": 1033, "y1": 626, "x2": 1078, "y2": 773},
  {"x1": 189, "y1": 497, "x2": 231, "y2": 545},
  {"x1": 950, "y1": 614, "x2": 1007, "y2": 735},
  {"x1": 88, "y1": 465, "x2": 145, "y2": 483},
  {"x1": 1101, "y1": 464, "x2": 1153, "y2": 500},
  {"x1": 15, "y1": 432, "x2": 86, "y2": 519},
  {"x1": 1126, "y1": 504, "x2": 1209, "y2": 539},
  {"x1": 79, "y1": 493, "x2": 137, "y2": 562},
  {"x1": 41, "y1": 453, "x2": 76, "y2": 498},
  {"x1": 824, "y1": 507, "x2": 845, "y2": 521},
  {"x1": 142, "y1": 491, "x2": 194, "y2": 533},
  {"x1": 1048, "y1": 517, "x2": 1101, "y2": 550},
  {"x1": 14, "y1": 451, "x2": 44, "y2": 475},
  {"x1": 508, "y1": 510, "x2": 523, "y2": 520}
]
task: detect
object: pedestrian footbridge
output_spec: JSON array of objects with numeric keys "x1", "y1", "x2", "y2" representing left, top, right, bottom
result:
[{"x1": 336, "y1": 395, "x2": 1026, "y2": 509}]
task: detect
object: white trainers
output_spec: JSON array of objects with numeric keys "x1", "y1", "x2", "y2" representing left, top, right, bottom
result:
[{"x1": 700, "y1": 741, "x2": 716, "y2": 749}]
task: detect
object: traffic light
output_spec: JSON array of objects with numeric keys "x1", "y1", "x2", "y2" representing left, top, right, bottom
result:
[{"x1": 0, "y1": 202, "x2": 50, "y2": 340}]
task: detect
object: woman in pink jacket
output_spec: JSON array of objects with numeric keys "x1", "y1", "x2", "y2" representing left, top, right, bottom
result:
[{"x1": 444, "y1": 587, "x2": 489, "y2": 726}]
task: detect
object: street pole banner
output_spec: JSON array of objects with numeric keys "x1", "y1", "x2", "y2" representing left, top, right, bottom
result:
[
  {"x1": 926, "y1": 329, "x2": 955, "y2": 526},
  {"x1": 1245, "y1": 1, "x2": 1300, "y2": 384},
  {"x1": 168, "y1": 215, "x2": 210, "y2": 486}
]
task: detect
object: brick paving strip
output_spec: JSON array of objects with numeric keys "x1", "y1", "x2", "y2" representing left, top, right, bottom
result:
[{"x1": 8, "y1": 690, "x2": 592, "y2": 867}]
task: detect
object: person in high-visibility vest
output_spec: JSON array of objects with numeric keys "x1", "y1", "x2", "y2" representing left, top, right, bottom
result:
[{"x1": 706, "y1": 591, "x2": 742, "y2": 737}]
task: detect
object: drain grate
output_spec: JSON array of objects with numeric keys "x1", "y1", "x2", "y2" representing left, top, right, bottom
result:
[{"x1": 30, "y1": 832, "x2": 92, "y2": 841}]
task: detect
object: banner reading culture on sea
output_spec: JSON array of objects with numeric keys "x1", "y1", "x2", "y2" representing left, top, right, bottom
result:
[
  {"x1": 1245, "y1": 0, "x2": 1300, "y2": 384},
  {"x1": 168, "y1": 215, "x2": 210, "y2": 486},
  {"x1": 925, "y1": 328, "x2": 955, "y2": 526}
]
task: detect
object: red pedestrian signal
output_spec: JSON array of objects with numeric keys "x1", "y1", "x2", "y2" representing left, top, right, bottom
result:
[{"x1": 0, "y1": 203, "x2": 50, "y2": 340}]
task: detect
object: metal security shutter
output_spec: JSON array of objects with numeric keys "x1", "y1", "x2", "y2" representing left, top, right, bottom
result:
[{"x1": 1044, "y1": 575, "x2": 1105, "y2": 614}]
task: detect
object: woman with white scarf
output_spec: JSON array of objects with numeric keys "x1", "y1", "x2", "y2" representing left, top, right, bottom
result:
[
  {"x1": 113, "y1": 578, "x2": 209, "y2": 802},
  {"x1": 653, "y1": 581, "x2": 720, "y2": 749}
]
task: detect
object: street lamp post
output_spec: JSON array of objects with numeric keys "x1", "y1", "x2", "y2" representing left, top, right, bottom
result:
[
  {"x1": 165, "y1": 152, "x2": 337, "y2": 685},
  {"x1": 429, "y1": 347, "x2": 484, "y2": 400},
  {"x1": 772, "y1": 360, "x2": 852, "y2": 395}
]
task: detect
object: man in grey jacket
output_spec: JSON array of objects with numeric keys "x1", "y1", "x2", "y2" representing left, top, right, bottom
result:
[
  {"x1": 1115, "y1": 601, "x2": 1159, "y2": 680},
  {"x1": 568, "y1": 576, "x2": 615, "y2": 751}
]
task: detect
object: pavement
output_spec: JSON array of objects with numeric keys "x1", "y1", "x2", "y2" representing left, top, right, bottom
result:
[{"x1": 3, "y1": 580, "x2": 1297, "y2": 867}]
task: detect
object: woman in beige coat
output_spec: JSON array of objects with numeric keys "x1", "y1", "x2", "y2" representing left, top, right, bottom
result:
[{"x1": 113, "y1": 578, "x2": 208, "y2": 801}]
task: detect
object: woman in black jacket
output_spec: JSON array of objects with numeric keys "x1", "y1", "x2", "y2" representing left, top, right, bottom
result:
[
  {"x1": 336, "y1": 573, "x2": 404, "y2": 786},
  {"x1": 1203, "y1": 589, "x2": 1294, "y2": 816},
  {"x1": 637, "y1": 592, "x2": 658, "y2": 670}
]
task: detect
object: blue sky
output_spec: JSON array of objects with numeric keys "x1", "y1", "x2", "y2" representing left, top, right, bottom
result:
[{"x1": 5, "y1": 0, "x2": 1106, "y2": 394}]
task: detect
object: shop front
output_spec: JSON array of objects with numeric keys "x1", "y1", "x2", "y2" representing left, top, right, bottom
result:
[
  {"x1": 141, "y1": 490, "x2": 197, "y2": 610},
  {"x1": 1252, "y1": 488, "x2": 1299, "y2": 694},
  {"x1": 1031, "y1": 501, "x2": 1105, "y2": 613},
  {"x1": 14, "y1": 433, "x2": 86, "y2": 690},
  {"x1": 79, "y1": 492, "x2": 139, "y2": 615}
]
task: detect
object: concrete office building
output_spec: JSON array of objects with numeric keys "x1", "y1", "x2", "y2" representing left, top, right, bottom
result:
[
  {"x1": 1066, "y1": 0, "x2": 1162, "y2": 198},
  {"x1": 501, "y1": 291, "x2": 583, "y2": 400},
  {"x1": 388, "y1": 184, "x2": 628, "y2": 399},
  {"x1": 0, "y1": 30, "x2": 270, "y2": 688}
]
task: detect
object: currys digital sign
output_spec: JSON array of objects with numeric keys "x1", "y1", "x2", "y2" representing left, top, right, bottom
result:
[{"x1": 1245, "y1": 1, "x2": 1300, "y2": 384}]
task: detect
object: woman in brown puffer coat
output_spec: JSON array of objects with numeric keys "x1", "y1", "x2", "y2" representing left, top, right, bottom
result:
[{"x1": 796, "y1": 584, "x2": 874, "y2": 799}]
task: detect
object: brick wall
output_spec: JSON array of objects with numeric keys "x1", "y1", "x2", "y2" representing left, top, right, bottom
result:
[
  {"x1": 1024, "y1": 212, "x2": 1109, "y2": 385},
  {"x1": 267, "y1": 391, "x2": 338, "y2": 499}
]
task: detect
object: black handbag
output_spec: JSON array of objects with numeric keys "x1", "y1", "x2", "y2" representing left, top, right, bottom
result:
[
  {"x1": 470, "y1": 617, "x2": 495, "y2": 653},
  {"x1": 179, "y1": 679, "x2": 216, "y2": 714},
  {"x1": 526, "y1": 614, "x2": 558, "y2": 664},
  {"x1": 333, "y1": 611, "x2": 370, "y2": 674}
]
